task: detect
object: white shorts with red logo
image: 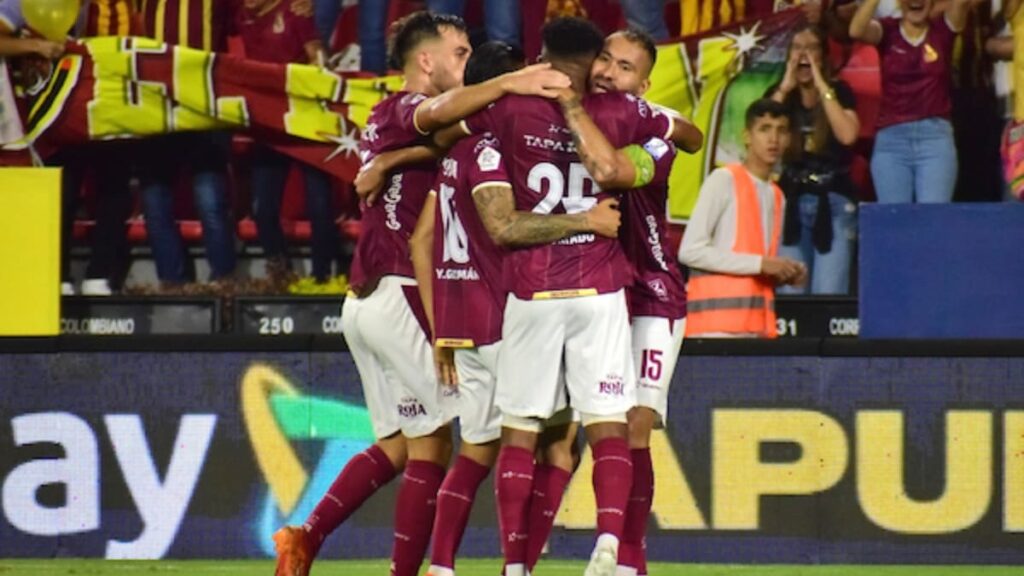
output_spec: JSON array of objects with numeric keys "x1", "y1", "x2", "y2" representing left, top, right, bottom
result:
[
  {"x1": 453, "y1": 343, "x2": 503, "y2": 444},
  {"x1": 497, "y1": 290, "x2": 636, "y2": 419},
  {"x1": 631, "y1": 316, "x2": 686, "y2": 425},
  {"x1": 342, "y1": 276, "x2": 453, "y2": 439}
]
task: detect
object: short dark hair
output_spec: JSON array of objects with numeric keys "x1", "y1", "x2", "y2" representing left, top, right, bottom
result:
[
  {"x1": 614, "y1": 27, "x2": 658, "y2": 69},
  {"x1": 465, "y1": 41, "x2": 525, "y2": 86},
  {"x1": 541, "y1": 17, "x2": 605, "y2": 62},
  {"x1": 745, "y1": 98, "x2": 790, "y2": 128},
  {"x1": 387, "y1": 11, "x2": 468, "y2": 70}
]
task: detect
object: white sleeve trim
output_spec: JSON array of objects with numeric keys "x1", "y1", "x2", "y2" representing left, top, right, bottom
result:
[
  {"x1": 412, "y1": 104, "x2": 431, "y2": 136},
  {"x1": 471, "y1": 181, "x2": 512, "y2": 195},
  {"x1": 459, "y1": 119, "x2": 473, "y2": 135}
]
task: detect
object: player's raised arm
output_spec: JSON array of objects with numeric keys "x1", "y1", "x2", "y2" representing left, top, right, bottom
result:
[
  {"x1": 473, "y1": 184, "x2": 621, "y2": 247},
  {"x1": 413, "y1": 64, "x2": 572, "y2": 134}
]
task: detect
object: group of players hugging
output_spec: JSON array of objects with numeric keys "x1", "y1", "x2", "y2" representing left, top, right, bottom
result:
[{"x1": 272, "y1": 10, "x2": 703, "y2": 576}]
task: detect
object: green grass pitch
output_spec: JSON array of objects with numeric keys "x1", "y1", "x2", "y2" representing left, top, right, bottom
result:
[{"x1": 0, "y1": 560, "x2": 1020, "y2": 576}]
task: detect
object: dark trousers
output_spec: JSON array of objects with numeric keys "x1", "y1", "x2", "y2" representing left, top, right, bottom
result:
[{"x1": 250, "y1": 145, "x2": 339, "y2": 281}]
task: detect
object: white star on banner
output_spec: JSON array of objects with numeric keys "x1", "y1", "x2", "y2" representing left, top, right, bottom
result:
[
  {"x1": 721, "y1": 21, "x2": 766, "y2": 71},
  {"x1": 322, "y1": 127, "x2": 361, "y2": 164}
]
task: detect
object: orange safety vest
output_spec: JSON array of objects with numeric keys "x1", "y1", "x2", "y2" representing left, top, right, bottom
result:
[{"x1": 686, "y1": 164, "x2": 783, "y2": 338}]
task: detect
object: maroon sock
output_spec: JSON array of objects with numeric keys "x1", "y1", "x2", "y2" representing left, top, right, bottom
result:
[
  {"x1": 620, "y1": 448, "x2": 654, "y2": 571},
  {"x1": 390, "y1": 460, "x2": 446, "y2": 576},
  {"x1": 525, "y1": 463, "x2": 572, "y2": 571},
  {"x1": 429, "y1": 456, "x2": 491, "y2": 570},
  {"x1": 495, "y1": 446, "x2": 535, "y2": 567},
  {"x1": 592, "y1": 437, "x2": 633, "y2": 538},
  {"x1": 303, "y1": 444, "x2": 398, "y2": 547}
]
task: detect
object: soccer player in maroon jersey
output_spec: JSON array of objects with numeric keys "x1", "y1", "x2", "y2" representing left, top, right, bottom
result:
[
  {"x1": 586, "y1": 28, "x2": 696, "y2": 576},
  {"x1": 455, "y1": 17, "x2": 682, "y2": 576},
  {"x1": 271, "y1": 11, "x2": 570, "y2": 576},
  {"x1": 407, "y1": 41, "x2": 624, "y2": 576}
]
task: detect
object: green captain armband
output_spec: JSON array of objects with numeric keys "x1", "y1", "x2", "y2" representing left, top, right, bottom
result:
[{"x1": 622, "y1": 144, "x2": 655, "y2": 188}]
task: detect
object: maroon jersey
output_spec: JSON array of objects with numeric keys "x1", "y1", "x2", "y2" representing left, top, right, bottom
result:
[
  {"x1": 236, "y1": 0, "x2": 317, "y2": 64},
  {"x1": 350, "y1": 91, "x2": 436, "y2": 293},
  {"x1": 620, "y1": 135, "x2": 686, "y2": 319},
  {"x1": 138, "y1": 0, "x2": 233, "y2": 51},
  {"x1": 876, "y1": 16, "x2": 956, "y2": 129},
  {"x1": 463, "y1": 92, "x2": 673, "y2": 299},
  {"x1": 432, "y1": 134, "x2": 510, "y2": 347}
]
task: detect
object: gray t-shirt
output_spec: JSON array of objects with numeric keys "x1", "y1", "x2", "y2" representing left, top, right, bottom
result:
[{"x1": 678, "y1": 166, "x2": 783, "y2": 276}]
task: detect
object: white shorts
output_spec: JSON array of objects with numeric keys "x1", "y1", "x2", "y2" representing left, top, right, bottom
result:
[
  {"x1": 497, "y1": 290, "x2": 635, "y2": 420},
  {"x1": 342, "y1": 276, "x2": 452, "y2": 439},
  {"x1": 631, "y1": 316, "x2": 685, "y2": 425},
  {"x1": 453, "y1": 343, "x2": 502, "y2": 444}
]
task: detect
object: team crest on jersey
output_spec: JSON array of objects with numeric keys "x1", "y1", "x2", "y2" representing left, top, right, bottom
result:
[
  {"x1": 442, "y1": 157, "x2": 458, "y2": 178},
  {"x1": 477, "y1": 146, "x2": 501, "y2": 172},
  {"x1": 648, "y1": 278, "x2": 669, "y2": 301},
  {"x1": 273, "y1": 13, "x2": 285, "y2": 34}
]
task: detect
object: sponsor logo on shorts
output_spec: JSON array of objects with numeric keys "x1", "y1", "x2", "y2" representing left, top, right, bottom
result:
[
  {"x1": 397, "y1": 397, "x2": 427, "y2": 418},
  {"x1": 599, "y1": 375, "x2": 626, "y2": 397}
]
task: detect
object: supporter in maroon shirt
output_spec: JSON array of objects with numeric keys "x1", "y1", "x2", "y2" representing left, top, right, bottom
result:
[
  {"x1": 235, "y1": 0, "x2": 342, "y2": 285},
  {"x1": 850, "y1": 0, "x2": 971, "y2": 203},
  {"x1": 236, "y1": 0, "x2": 322, "y2": 64}
]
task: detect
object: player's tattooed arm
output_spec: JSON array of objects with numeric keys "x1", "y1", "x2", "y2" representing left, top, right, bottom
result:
[
  {"x1": 355, "y1": 145, "x2": 442, "y2": 205},
  {"x1": 559, "y1": 92, "x2": 643, "y2": 190},
  {"x1": 473, "y1": 184, "x2": 621, "y2": 247}
]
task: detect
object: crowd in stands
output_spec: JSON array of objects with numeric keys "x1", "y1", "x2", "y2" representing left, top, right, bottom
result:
[{"x1": 0, "y1": 0, "x2": 1019, "y2": 298}]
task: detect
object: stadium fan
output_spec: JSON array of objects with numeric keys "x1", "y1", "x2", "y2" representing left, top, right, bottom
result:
[
  {"x1": 849, "y1": 0, "x2": 972, "y2": 203},
  {"x1": 1, "y1": 0, "x2": 136, "y2": 296},
  {"x1": 768, "y1": 24, "x2": 861, "y2": 295},
  {"x1": 678, "y1": 99, "x2": 806, "y2": 338},
  {"x1": 620, "y1": 0, "x2": 670, "y2": 40},
  {"x1": 234, "y1": 0, "x2": 343, "y2": 291},
  {"x1": 270, "y1": 11, "x2": 569, "y2": 576},
  {"x1": 134, "y1": 0, "x2": 239, "y2": 288}
]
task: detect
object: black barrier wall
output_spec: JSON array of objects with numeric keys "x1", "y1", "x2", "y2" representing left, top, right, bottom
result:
[{"x1": 1, "y1": 343, "x2": 1023, "y2": 563}]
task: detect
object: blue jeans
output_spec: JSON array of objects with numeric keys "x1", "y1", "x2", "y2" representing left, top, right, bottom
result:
[
  {"x1": 871, "y1": 118, "x2": 958, "y2": 204},
  {"x1": 620, "y1": 0, "x2": 669, "y2": 40},
  {"x1": 314, "y1": 0, "x2": 342, "y2": 46},
  {"x1": 139, "y1": 133, "x2": 237, "y2": 283},
  {"x1": 251, "y1": 146, "x2": 339, "y2": 281},
  {"x1": 358, "y1": 0, "x2": 390, "y2": 74},
  {"x1": 425, "y1": 0, "x2": 521, "y2": 46},
  {"x1": 778, "y1": 193, "x2": 857, "y2": 295}
]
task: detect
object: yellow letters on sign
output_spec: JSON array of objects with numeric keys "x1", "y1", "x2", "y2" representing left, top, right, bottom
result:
[
  {"x1": 284, "y1": 64, "x2": 344, "y2": 142},
  {"x1": 86, "y1": 37, "x2": 170, "y2": 138},
  {"x1": 857, "y1": 410, "x2": 992, "y2": 534},
  {"x1": 0, "y1": 169, "x2": 60, "y2": 336},
  {"x1": 713, "y1": 409, "x2": 848, "y2": 529}
]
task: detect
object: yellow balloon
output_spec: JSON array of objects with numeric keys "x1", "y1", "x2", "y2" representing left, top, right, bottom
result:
[{"x1": 22, "y1": 0, "x2": 81, "y2": 42}]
